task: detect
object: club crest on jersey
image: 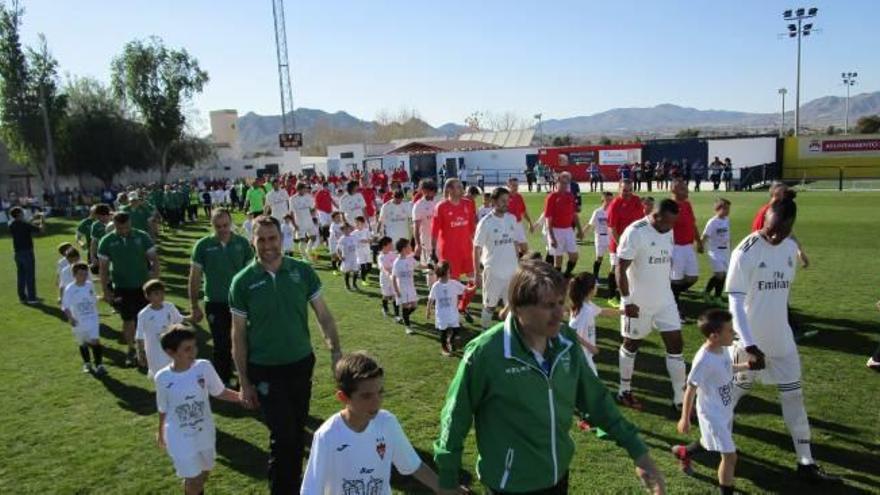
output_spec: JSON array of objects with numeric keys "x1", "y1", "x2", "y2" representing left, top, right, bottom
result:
[
  {"x1": 787, "y1": 257, "x2": 793, "y2": 268},
  {"x1": 197, "y1": 376, "x2": 205, "y2": 389},
  {"x1": 376, "y1": 438, "x2": 386, "y2": 460},
  {"x1": 650, "y1": 241, "x2": 656, "y2": 246},
  {"x1": 758, "y1": 262, "x2": 767, "y2": 269}
]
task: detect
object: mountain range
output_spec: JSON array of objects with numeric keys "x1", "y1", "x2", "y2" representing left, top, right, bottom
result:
[{"x1": 234, "y1": 91, "x2": 880, "y2": 154}]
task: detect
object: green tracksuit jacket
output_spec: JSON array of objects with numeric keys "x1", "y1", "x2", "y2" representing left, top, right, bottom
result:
[{"x1": 434, "y1": 315, "x2": 648, "y2": 492}]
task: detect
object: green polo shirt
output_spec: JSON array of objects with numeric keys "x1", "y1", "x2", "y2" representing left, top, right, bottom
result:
[
  {"x1": 90, "y1": 221, "x2": 108, "y2": 245},
  {"x1": 121, "y1": 203, "x2": 154, "y2": 233},
  {"x1": 229, "y1": 257, "x2": 322, "y2": 366},
  {"x1": 191, "y1": 233, "x2": 253, "y2": 303},
  {"x1": 97, "y1": 229, "x2": 155, "y2": 289},
  {"x1": 246, "y1": 187, "x2": 266, "y2": 213},
  {"x1": 148, "y1": 189, "x2": 164, "y2": 208},
  {"x1": 76, "y1": 217, "x2": 95, "y2": 245}
]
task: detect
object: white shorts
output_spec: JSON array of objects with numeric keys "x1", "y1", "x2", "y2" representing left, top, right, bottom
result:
[
  {"x1": 317, "y1": 211, "x2": 331, "y2": 226},
  {"x1": 341, "y1": 260, "x2": 359, "y2": 273},
  {"x1": 550, "y1": 227, "x2": 578, "y2": 255},
  {"x1": 435, "y1": 317, "x2": 461, "y2": 331},
  {"x1": 171, "y1": 448, "x2": 215, "y2": 478},
  {"x1": 482, "y1": 271, "x2": 513, "y2": 308},
  {"x1": 708, "y1": 248, "x2": 730, "y2": 273},
  {"x1": 729, "y1": 340, "x2": 802, "y2": 386},
  {"x1": 697, "y1": 412, "x2": 735, "y2": 453},
  {"x1": 594, "y1": 234, "x2": 609, "y2": 257},
  {"x1": 329, "y1": 238, "x2": 339, "y2": 255},
  {"x1": 396, "y1": 286, "x2": 418, "y2": 305},
  {"x1": 72, "y1": 322, "x2": 100, "y2": 345},
  {"x1": 671, "y1": 244, "x2": 699, "y2": 280},
  {"x1": 620, "y1": 303, "x2": 681, "y2": 339},
  {"x1": 356, "y1": 247, "x2": 372, "y2": 265},
  {"x1": 379, "y1": 273, "x2": 395, "y2": 297},
  {"x1": 296, "y1": 220, "x2": 316, "y2": 240},
  {"x1": 418, "y1": 241, "x2": 433, "y2": 266},
  {"x1": 609, "y1": 251, "x2": 618, "y2": 266}
]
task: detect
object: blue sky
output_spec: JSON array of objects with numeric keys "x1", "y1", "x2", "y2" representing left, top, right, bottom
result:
[{"x1": 19, "y1": 0, "x2": 879, "y2": 131}]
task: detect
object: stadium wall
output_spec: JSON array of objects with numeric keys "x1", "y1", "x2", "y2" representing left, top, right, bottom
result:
[{"x1": 783, "y1": 135, "x2": 880, "y2": 179}]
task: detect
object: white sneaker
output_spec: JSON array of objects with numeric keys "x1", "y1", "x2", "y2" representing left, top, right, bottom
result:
[
  {"x1": 82, "y1": 363, "x2": 93, "y2": 373},
  {"x1": 394, "y1": 316, "x2": 402, "y2": 324},
  {"x1": 405, "y1": 327, "x2": 414, "y2": 335},
  {"x1": 868, "y1": 357, "x2": 880, "y2": 371}
]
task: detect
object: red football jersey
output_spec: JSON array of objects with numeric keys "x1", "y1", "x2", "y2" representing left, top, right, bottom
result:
[
  {"x1": 314, "y1": 189, "x2": 333, "y2": 213},
  {"x1": 752, "y1": 203, "x2": 771, "y2": 232},
  {"x1": 361, "y1": 187, "x2": 377, "y2": 217},
  {"x1": 544, "y1": 191, "x2": 576, "y2": 228},
  {"x1": 508, "y1": 192, "x2": 526, "y2": 222},
  {"x1": 673, "y1": 199, "x2": 696, "y2": 245},
  {"x1": 607, "y1": 195, "x2": 643, "y2": 252}
]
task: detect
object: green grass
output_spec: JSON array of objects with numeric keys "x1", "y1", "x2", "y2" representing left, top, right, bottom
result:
[{"x1": 1, "y1": 190, "x2": 879, "y2": 494}]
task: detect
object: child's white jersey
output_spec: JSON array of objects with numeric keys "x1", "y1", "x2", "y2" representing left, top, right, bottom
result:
[
  {"x1": 136, "y1": 302, "x2": 185, "y2": 380},
  {"x1": 154, "y1": 360, "x2": 225, "y2": 459}
]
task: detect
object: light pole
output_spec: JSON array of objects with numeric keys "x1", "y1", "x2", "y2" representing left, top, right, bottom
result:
[
  {"x1": 778, "y1": 88, "x2": 787, "y2": 136},
  {"x1": 841, "y1": 72, "x2": 858, "y2": 134},
  {"x1": 534, "y1": 113, "x2": 543, "y2": 146},
  {"x1": 782, "y1": 7, "x2": 818, "y2": 136}
]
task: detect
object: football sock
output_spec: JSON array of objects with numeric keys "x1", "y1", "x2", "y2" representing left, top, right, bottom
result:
[
  {"x1": 719, "y1": 485, "x2": 734, "y2": 495},
  {"x1": 779, "y1": 385, "x2": 814, "y2": 465},
  {"x1": 360, "y1": 263, "x2": 370, "y2": 282},
  {"x1": 685, "y1": 441, "x2": 705, "y2": 456},
  {"x1": 382, "y1": 299, "x2": 390, "y2": 314},
  {"x1": 90, "y1": 344, "x2": 103, "y2": 365},
  {"x1": 544, "y1": 252, "x2": 554, "y2": 264},
  {"x1": 592, "y1": 260, "x2": 602, "y2": 280},
  {"x1": 607, "y1": 270, "x2": 618, "y2": 298},
  {"x1": 714, "y1": 277, "x2": 724, "y2": 298},
  {"x1": 618, "y1": 346, "x2": 637, "y2": 393},
  {"x1": 439, "y1": 329, "x2": 448, "y2": 349},
  {"x1": 671, "y1": 282, "x2": 684, "y2": 304},
  {"x1": 331, "y1": 259, "x2": 338, "y2": 271},
  {"x1": 666, "y1": 353, "x2": 687, "y2": 404},
  {"x1": 564, "y1": 260, "x2": 577, "y2": 277},
  {"x1": 480, "y1": 307, "x2": 493, "y2": 329},
  {"x1": 704, "y1": 277, "x2": 717, "y2": 294},
  {"x1": 79, "y1": 344, "x2": 90, "y2": 364},
  {"x1": 402, "y1": 307, "x2": 414, "y2": 326},
  {"x1": 393, "y1": 301, "x2": 400, "y2": 317},
  {"x1": 344, "y1": 273, "x2": 352, "y2": 290}
]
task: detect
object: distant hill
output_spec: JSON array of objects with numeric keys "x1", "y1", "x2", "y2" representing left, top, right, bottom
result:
[{"x1": 233, "y1": 91, "x2": 880, "y2": 153}]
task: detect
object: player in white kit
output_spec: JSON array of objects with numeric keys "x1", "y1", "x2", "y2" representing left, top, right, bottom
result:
[
  {"x1": 264, "y1": 181, "x2": 290, "y2": 223},
  {"x1": 289, "y1": 183, "x2": 318, "y2": 261},
  {"x1": 473, "y1": 187, "x2": 528, "y2": 330},
  {"x1": 702, "y1": 198, "x2": 731, "y2": 305},
  {"x1": 615, "y1": 199, "x2": 688, "y2": 412},
  {"x1": 378, "y1": 190, "x2": 412, "y2": 245},
  {"x1": 427, "y1": 261, "x2": 466, "y2": 356},
  {"x1": 412, "y1": 179, "x2": 438, "y2": 287},
  {"x1": 376, "y1": 236, "x2": 400, "y2": 320},
  {"x1": 61, "y1": 262, "x2": 105, "y2": 375},
  {"x1": 392, "y1": 238, "x2": 418, "y2": 335},
  {"x1": 584, "y1": 192, "x2": 613, "y2": 281},
  {"x1": 725, "y1": 198, "x2": 840, "y2": 484},
  {"x1": 339, "y1": 181, "x2": 367, "y2": 226}
]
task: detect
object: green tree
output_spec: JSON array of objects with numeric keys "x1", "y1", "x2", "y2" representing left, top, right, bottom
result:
[
  {"x1": 598, "y1": 135, "x2": 612, "y2": 145},
  {"x1": 111, "y1": 36, "x2": 208, "y2": 184},
  {"x1": 854, "y1": 115, "x2": 880, "y2": 134},
  {"x1": 675, "y1": 128, "x2": 700, "y2": 138},
  {"x1": 825, "y1": 125, "x2": 838, "y2": 135},
  {"x1": 0, "y1": 2, "x2": 65, "y2": 193},
  {"x1": 551, "y1": 134, "x2": 573, "y2": 146},
  {"x1": 57, "y1": 77, "x2": 152, "y2": 187}
]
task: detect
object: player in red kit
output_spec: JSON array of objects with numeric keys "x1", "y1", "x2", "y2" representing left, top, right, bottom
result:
[
  {"x1": 606, "y1": 179, "x2": 643, "y2": 303},
  {"x1": 543, "y1": 172, "x2": 583, "y2": 276},
  {"x1": 506, "y1": 177, "x2": 532, "y2": 236},
  {"x1": 431, "y1": 178, "x2": 476, "y2": 282},
  {"x1": 670, "y1": 179, "x2": 704, "y2": 318}
]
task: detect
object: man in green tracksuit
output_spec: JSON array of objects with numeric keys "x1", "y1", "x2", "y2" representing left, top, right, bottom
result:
[{"x1": 434, "y1": 260, "x2": 665, "y2": 494}]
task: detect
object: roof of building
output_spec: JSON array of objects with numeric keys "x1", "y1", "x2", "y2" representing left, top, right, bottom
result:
[
  {"x1": 459, "y1": 128, "x2": 535, "y2": 148},
  {"x1": 387, "y1": 139, "x2": 501, "y2": 155}
]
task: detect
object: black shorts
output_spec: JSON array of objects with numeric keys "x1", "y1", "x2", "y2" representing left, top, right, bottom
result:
[{"x1": 113, "y1": 287, "x2": 147, "y2": 321}]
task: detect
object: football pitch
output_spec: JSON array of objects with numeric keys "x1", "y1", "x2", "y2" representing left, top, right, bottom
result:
[{"x1": 1, "y1": 190, "x2": 878, "y2": 494}]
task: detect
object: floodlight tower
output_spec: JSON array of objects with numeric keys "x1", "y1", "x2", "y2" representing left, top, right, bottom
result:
[
  {"x1": 778, "y1": 88, "x2": 787, "y2": 136},
  {"x1": 841, "y1": 72, "x2": 858, "y2": 134},
  {"x1": 782, "y1": 7, "x2": 818, "y2": 136},
  {"x1": 272, "y1": 0, "x2": 296, "y2": 135}
]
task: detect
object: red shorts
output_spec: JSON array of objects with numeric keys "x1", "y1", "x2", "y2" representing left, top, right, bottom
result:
[{"x1": 439, "y1": 244, "x2": 474, "y2": 280}]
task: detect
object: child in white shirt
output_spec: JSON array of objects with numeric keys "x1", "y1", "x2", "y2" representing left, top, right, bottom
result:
[
  {"x1": 281, "y1": 213, "x2": 296, "y2": 255},
  {"x1": 701, "y1": 198, "x2": 732, "y2": 305},
  {"x1": 328, "y1": 212, "x2": 344, "y2": 274},
  {"x1": 55, "y1": 242, "x2": 73, "y2": 302},
  {"x1": 136, "y1": 279, "x2": 186, "y2": 380},
  {"x1": 58, "y1": 247, "x2": 85, "y2": 303},
  {"x1": 336, "y1": 223, "x2": 360, "y2": 291},
  {"x1": 376, "y1": 236, "x2": 400, "y2": 320},
  {"x1": 354, "y1": 216, "x2": 373, "y2": 287},
  {"x1": 427, "y1": 261, "x2": 466, "y2": 356},
  {"x1": 673, "y1": 309, "x2": 753, "y2": 495},
  {"x1": 477, "y1": 192, "x2": 494, "y2": 220},
  {"x1": 154, "y1": 326, "x2": 241, "y2": 495},
  {"x1": 302, "y1": 353, "x2": 458, "y2": 495},
  {"x1": 392, "y1": 238, "x2": 418, "y2": 335},
  {"x1": 61, "y1": 262, "x2": 105, "y2": 375},
  {"x1": 241, "y1": 212, "x2": 255, "y2": 241}
]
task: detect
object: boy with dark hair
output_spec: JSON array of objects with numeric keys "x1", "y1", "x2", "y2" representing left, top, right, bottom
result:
[
  {"x1": 302, "y1": 352, "x2": 459, "y2": 494},
  {"x1": 62, "y1": 262, "x2": 105, "y2": 375},
  {"x1": 672, "y1": 309, "x2": 753, "y2": 494},
  {"x1": 392, "y1": 238, "x2": 418, "y2": 335},
  {"x1": 427, "y1": 261, "x2": 466, "y2": 356},
  {"x1": 136, "y1": 279, "x2": 186, "y2": 380},
  {"x1": 155, "y1": 325, "x2": 241, "y2": 495}
]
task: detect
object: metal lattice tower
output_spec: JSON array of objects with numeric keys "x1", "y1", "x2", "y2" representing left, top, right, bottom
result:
[{"x1": 272, "y1": 0, "x2": 295, "y2": 133}]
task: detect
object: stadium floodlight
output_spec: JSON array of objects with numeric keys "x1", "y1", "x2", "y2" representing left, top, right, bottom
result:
[
  {"x1": 842, "y1": 72, "x2": 859, "y2": 134},
  {"x1": 778, "y1": 88, "x2": 788, "y2": 137},
  {"x1": 780, "y1": 7, "x2": 819, "y2": 136}
]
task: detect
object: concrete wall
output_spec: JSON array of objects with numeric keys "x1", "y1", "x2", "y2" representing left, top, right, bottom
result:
[{"x1": 707, "y1": 137, "x2": 777, "y2": 171}]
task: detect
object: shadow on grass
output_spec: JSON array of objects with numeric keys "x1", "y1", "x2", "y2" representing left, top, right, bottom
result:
[
  {"x1": 96, "y1": 372, "x2": 155, "y2": 416},
  {"x1": 24, "y1": 300, "x2": 67, "y2": 321},
  {"x1": 215, "y1": 429, "x2": 268, "y2": 480}
]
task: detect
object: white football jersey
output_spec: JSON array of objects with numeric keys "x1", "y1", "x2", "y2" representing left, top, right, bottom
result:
[
  {"x1": 379, "y1": 201, "x2": 412, "y2": 242},
  {"x1": 265, "y1": 189, "x2": 290, "y2": 220},
  {"x1": 428, "y1": 279, "x2": 466, "y2": 327},
  {"x1": 289, "y1": 193, "x2": 316, "y2": 228},
  {"x1": 136, "y1": 302, "x2": 185, "y2": 379},
  {"x1": 688, "y1": 345, "x2": 735, "y2": 422},
  {"x1": 300, "y1": 411, "x2": 421, "y2": 495},
  {"x1": 617, "y1": 218, "x2": 675, "y2": 309},
  {"x1": 702, "y1": 216, "x2": 730, "y2": 252},
  {"x1": 61, "y1": 281, "x2": 99, "y2": 330},
  {"x1": 474, "y1": 212, "x2": 525, "y2": 278},
  {"x1": 154, "y1": 360, "x2": 225, "y2": 458},
  {"x1": 725, "y1": 233, "x2": 798, "y2": 357},
  {"x1": 339, "y1": 193, "x2": 366, "y2": 223},
  {"x1": 589, "y1": 206, "x2": 609, "y2": 236},
  {"x1": 412, "y1": 197, "x2": 436, "y2": 245},
  {"x1": 392, "y1": 256, "x2": 417, "y2": 294}
]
